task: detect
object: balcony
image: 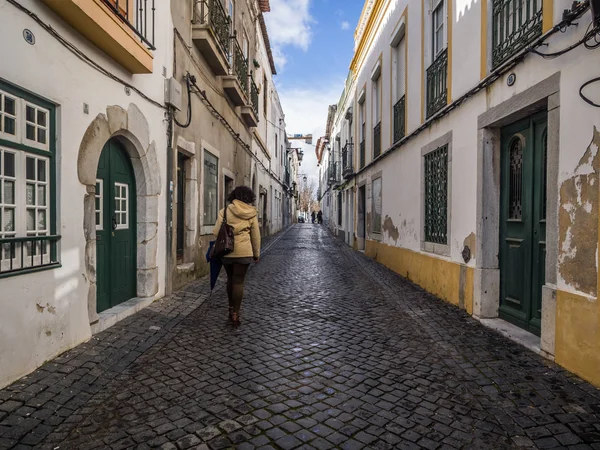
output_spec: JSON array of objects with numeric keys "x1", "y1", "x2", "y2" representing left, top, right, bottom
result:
[
  {"x1": 393, "y1": 95, "x2": 406, "y2": 143},
  {"x1": 241, "y1": 76, "x2": 259, "y2": 127},
  {"x1": 192, "y1": 0, "x2": 231, "y2": 76},
  {"x1": 359, "y1": 140, "x2": 365, "y2": 169},
  {"x1": 328, "y1": 161, "x2": 340, "y2": 186},
  {"x1": 222, "y1": 39, "x2": 249, "y2": 106},
  {"x1": 373, "y1": 122, "x2": 382, "y2": 159},
  {"x1": 492, "y1": 0, "x2": 542, "y2": 67},
  {"x1": 342, "y1": 142, "x2": 354, "y2": 179},
  {"x1": 41, "y1": 0, "x2": 154, "y2": 73},
  {"x1": 426, "y1": 48, "x2": 448, "y2": 119}
]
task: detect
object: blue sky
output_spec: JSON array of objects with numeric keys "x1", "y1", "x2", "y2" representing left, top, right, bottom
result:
[{"x1": 264, "y1": 0, "x2": 364, "y2": 181}]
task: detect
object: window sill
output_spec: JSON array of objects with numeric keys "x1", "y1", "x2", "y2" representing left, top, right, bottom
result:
[
  {"x1": 421, "y1": 241, "x2": 450, "y2": 257},
  {"x1": 0, "y1": 263, "x2": 61, "y2": 279}
]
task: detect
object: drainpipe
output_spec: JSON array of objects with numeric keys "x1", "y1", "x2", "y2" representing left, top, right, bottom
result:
[{"x1": 165, "y1": 108, "x2": 174, "y2": 296}]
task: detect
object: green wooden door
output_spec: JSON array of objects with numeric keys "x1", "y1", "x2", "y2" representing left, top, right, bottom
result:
[
  {"x1": 96, "y1": 140, "x2": 137, "y2": 313},
  {"x1": 499, "y1": 112, "x2": 547, "y2": 335}
]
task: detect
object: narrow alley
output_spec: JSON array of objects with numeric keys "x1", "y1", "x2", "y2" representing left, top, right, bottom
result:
[{"x1": 1, "y1": 225, "x2": 600, "y2": 450}]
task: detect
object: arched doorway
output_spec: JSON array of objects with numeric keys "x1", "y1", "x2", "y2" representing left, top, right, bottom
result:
[{"x1": 96, "y1": 139, "x2": 137, "y2": 312}]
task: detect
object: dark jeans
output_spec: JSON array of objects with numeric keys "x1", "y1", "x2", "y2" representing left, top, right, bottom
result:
[{"x1": 224, "y1": 263, "x2": 250, "y2": 313}]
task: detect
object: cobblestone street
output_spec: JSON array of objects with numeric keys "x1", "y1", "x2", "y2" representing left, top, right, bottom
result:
[{"x1": 1, "y1": 225, "x2": 600, "y2": 449}]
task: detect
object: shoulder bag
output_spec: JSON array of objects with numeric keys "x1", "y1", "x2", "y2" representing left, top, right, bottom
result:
[{"x1": 210, "y1": 206, "x2": 235, "y2": 259}]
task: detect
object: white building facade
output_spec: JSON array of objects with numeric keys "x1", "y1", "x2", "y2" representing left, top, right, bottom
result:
[
  {"x1": 0, "y1": 0, "x2": 172, "y2": 388},
  {"x1": 329, "y1": 0, "x2": 600, "y2": 386}
]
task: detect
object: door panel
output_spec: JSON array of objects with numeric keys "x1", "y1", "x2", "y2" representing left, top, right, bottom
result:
[
  {"x1": 96, "y1": 140, "x2": 136, "y2": 313},
  {"x1": 499, "y1": 113, "x2": 547, "y2": 335}
]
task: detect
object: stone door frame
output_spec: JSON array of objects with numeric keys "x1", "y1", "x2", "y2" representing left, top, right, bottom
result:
[
  {"x1": 77, "y1": 104, "x2": 162, "y2": 324},
  {"x1": 474, "y1": 72, "x2": 560, "y2": 358}
]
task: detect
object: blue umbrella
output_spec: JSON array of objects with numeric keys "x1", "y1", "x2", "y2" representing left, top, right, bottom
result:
[{"x1": 205, "y1": 241, "x2": 223, "y2": 292}]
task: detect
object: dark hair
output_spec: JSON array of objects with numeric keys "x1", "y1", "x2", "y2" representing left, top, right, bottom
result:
[{"x1": 228, "y1": 186, "x2": 256, "y2": 205}]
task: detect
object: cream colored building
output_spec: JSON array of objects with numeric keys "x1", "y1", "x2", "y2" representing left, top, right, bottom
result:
[
  {"x1": 169, "y1": 0, "x2": 295, "y2": 290},
  {"x1": 323, "y1": 0, "x2": 600, "y2": 386}
]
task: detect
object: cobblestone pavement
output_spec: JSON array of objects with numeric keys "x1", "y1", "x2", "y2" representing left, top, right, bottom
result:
[{"x1": 2, "y1": 225, "x2": 600, "y2": 450}]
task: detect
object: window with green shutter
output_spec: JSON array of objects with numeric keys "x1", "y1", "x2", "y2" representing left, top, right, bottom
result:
[
  {"x1": 0, "y1": 79, "x2": 59, "y2": 277},
  {"x1": 424, "y1": 144, "x2": 448, "y2": 245}
]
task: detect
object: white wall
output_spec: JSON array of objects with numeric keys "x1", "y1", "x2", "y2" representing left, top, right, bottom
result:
[
  {"x1": 350, "y1": 0, "x2": 600, "y2": 295},
  {"x1": 0, "y1": 0, "x2": 172, "y2": 388}
]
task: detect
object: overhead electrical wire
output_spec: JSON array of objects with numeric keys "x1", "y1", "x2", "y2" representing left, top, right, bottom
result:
[
  {"x1": 5, "y1": 0, "x2": 165, "y2": 110},
  {"x1": 174, "y1": 74, "x2": 194, "y2": 128}
]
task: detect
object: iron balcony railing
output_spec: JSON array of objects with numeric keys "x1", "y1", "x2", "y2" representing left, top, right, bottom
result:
[
  {"x1": 285, "y1": 169, "x2": 290, "y2": 187},
  {"x1": 328, "y1": 161, "x2": 340, "y2": 185},
  {"x1": 101, "y1": 0, "x2": 155, "y2": 50},
  {"x1": 232, "y1": 38, "x2": 249, "y2": 95},
  {"x1": 195, "y1": 0, "x2": 231, "y2": 60},
  {"x1": 393, "y1": 95, "x2": 406, "y2": 143},
  {"x1": 342, "y1": 142, "x2": 354, "y2": 178},
  {"x1": 426, "y1": 48, "x2": 448, "y2": 119},
  {"x1": 250, "y1": 76, "x2": 259, "y2": 117},
  {"x1": 359, "y1": 140, "x2": 365, "y2": 169},
  {"x1": 492, "y1": 0, "x2": 542, "y2": 67},
  {"x1": 373, "y1": 122, "x2": 382, "y2": 159},
  {"x1": 0, "y1": 235, "x2": 61, "y2": 277}
]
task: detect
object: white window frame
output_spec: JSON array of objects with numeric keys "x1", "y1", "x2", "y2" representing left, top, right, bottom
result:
[
  {"x1": 23, "y1": 101, "x2": 49, "y2": 151},
  {"x1": 24, "y1": 154, "x2": 50, "y2": 236},
  {"x1": 95, "y1": 179, "x2": 103, "y2": 231},
  {"x1": 1, "y1": 148, "x2": 51, "y2": 270},
  {"x1": 0, "y1": 90, "x2": 50, "y2": 152},
  {"x1": 0, "y1": 148, "x2": 18, "y2": 242},
  {"x1": 432, "y1": 0, "x2": 446, "y2": 59},
  {"x1": 114, "y1": 182, "x2": 129, "y2": 230},
  {"x1": 358, "y1": 98, "x2": 365, "y2": 142},
  {"x1": 372, "y1": 76, "x2": 381, "y2": 125},
  {"x1": 243, "y1": 31, "x2": 249, "y2": 60},
  {"x1": 0, "y1": 90, "x2": 19, "y2": 142}
]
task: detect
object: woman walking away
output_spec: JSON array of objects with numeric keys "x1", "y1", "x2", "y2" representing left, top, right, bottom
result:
[{"x1": 213, "y1": 186, "x2": 261, "y2": 326}]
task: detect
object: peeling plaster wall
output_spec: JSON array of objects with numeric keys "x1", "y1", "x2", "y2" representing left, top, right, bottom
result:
[
  {"x1": 558, "y1": 128, "x2": 600, "y2": 297},
  {"x1": 344, "y1": 0, "x2": 600, "y2": 385},
  {"x1": 0, "y1": 0, "x2": 172, "y2": 388}
]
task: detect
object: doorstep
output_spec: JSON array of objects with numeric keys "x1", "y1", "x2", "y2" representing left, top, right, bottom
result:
[
  {"x1": 478, "y1": 318, "x2": 542, "y2": 356},
  {"x1": 91, "y1": 296, "x2": 155, "y2": 335}
]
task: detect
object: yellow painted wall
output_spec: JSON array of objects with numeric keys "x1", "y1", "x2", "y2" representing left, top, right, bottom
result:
[
  {"x1": 365, "y1": 239, "x2": 473, "y2": 313},
  {"x1": 555, "y1": 290, "x2": 600, "y2": 387}
]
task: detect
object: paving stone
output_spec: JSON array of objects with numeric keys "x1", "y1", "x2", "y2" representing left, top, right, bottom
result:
[{"x1": 0, "y1": 226, "x2": 600, "y2": 449}]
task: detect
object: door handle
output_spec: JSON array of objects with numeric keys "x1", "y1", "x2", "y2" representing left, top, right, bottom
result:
[{"x1": 112, "y1": 215, "x2": 118, "y2": 231}]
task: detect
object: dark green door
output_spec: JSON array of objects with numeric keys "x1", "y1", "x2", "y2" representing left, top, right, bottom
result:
[
  {"x1": 96, "y1": 139, "x2": 137, "y2": 313},
  {"x1": 499, "y1": 112, "x2": 547, "y2": 335}
]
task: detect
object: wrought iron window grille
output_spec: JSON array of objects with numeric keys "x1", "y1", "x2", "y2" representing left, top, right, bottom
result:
[
  {"x1": 373, "y1": 122, "x2": 382, "y2": 159},
  {"x1": 424, "y1": 144, "x2": 448, "y2": 245},
  {"x1": 195, "y1": 0, "x2": 231, "y2": 59},
  {"x1": 250, "y1": 75, "x2": 259, "y2": 117},
  {"x1": 360, "y1": 140, "x2": 366, "y2": 169},
  {"x1": 426, "y1": 48, "x2": 448, "y2": 119},
  {"x1": 100, "y1": 0, "x2": 156, "y2": 50},
  {"x1": 492, "y1": 0, "x2": 543, "y2": 67},
  {"x1": 0, "y1": 235, "x2": 61, "y2": 277},
  {"x1": 393, "y1": 96, "x2": 406, "y2": 143}
]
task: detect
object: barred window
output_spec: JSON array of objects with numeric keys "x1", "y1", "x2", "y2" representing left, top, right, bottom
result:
[
  {"x1": 424, "y1": 144, "x2": 448, "y2": 244},
  {"x1": 372, "y1": 177, "x2": 382, "y2": 234}
]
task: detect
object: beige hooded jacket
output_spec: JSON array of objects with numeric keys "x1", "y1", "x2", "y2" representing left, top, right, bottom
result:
[{"x1": 212, "y1": 200, "x2": 261, "y2": 259}]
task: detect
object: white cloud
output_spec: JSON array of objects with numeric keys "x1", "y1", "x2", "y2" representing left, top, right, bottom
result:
[
  {"x1": 279, "y1": 80, "x2": 344, "y2": 185},
  {"x1": 271, "y1": 46, "x2": 288, "y2": 70},
  {"x1": 264, "y1": 0, "x2": 314, "y2": 71},
  {"x1": 341, "y1": 21, "x2": 350, "y2": 30}
]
